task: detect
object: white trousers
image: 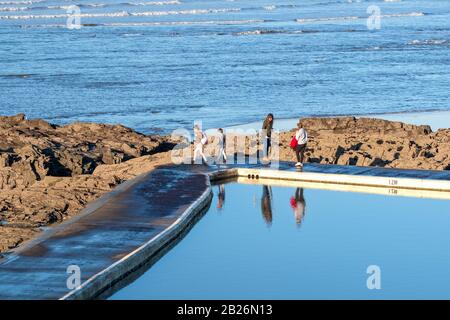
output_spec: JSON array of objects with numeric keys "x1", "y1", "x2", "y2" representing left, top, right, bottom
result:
[
  {"x1": 194, "y1": 143, "x2": 207, "y2": 163},
  {"x1": 217, "y1": 146, "x2": 227, "y2": 163}
]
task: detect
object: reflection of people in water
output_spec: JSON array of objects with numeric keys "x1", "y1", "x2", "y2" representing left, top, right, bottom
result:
[
  {"x1": 261, "y1": 185, "x2": 273, "y2": 226},
  {"x1": 290, "y1": 188, "x2": 306, "y2": 227},
  {"x1": 217, "y1": 184, "x2": 225, "y2": 210}
]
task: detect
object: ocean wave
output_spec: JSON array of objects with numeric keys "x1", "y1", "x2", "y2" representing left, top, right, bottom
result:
[
  {"x1": 3, "y1": 0, "x2": 181, "y2": 12},
  {"x1": 125, "y1": 1, "x2": 181, "y2": 5},
  {"x1": 106, "y1": 19, "x2": 262, "y2": 26},
  {"x1": 381, "y1": 12, "x2": 425, "y2": 18},
  {"x1": 296, "y1": 12, "x2": 425, "y2": 23},
  {"x1": 233, "y1": 28, "x2": 358, "y2": 36},
  {"x1": 47, "y1": 4, "x2": 108, "y2": 9},
  {"x1": 131, "y1": 8, "x2": 241, "y2": 16},
  {"x1": 0, "y1": 2, "x2": 291, "y2": 16},
  {"x1": 19, "y1": 19, "x2": 266, "y2": 28},
  {"x1": 0, "y1": 0, "x2": 44, "y2": 4},
  {"x1": 0, "y1": 11, "x2": 130, "y2": 19},
  {"x1": 235, "y1": 29, "x2": 285, "y2": 36},
  {"x1": 0, "y1": 6, "x2": 27, "y2": 11},
  {"x1": 0, "y1": 7, "x2": 241, "y2": 19},
  {"x1": 408, "y1": 39, "x2": 449, "y2": 46},
  {"x1": 0, "y1": 73, "x2": 36, "y2": 78},
  {"x1": 263, "y1": 5, "x2": 276, "y2": 11},
  {"x1": 296, "y1": 16, "x2": 359, "y2": 23}
]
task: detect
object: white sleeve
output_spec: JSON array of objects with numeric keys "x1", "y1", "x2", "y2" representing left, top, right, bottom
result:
[
  {"x1": 296, "y1": 129, "x2": 307, "y2": 143},
  {"x1": 296, "y1": 129, "x2": 304, "y2": 140}
]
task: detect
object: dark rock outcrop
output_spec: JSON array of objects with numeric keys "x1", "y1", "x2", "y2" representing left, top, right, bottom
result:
[
  {"x1": 0, "y1": 114, "x2": 173, "y2": 188},
  {"x1": 279, "y1": 117, "x2": 449, "y2": 170},
  {"x1": 298, "y1": 117, "x2": 432, "y2": 137},
  {"x1": 0, "y1": 114, "x2": 174, "y2": 253}
]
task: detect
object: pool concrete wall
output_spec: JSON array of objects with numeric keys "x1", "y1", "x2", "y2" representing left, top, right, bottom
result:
[
  {"x1": 63, "y1": 164, "x2": 450, "y2": 299},
  {"x1": 61, "y1": 178, "x2": 213, "y2": 300},
  {"x1": 236, "y1": 168, "x2": 450, "y2": 192}
]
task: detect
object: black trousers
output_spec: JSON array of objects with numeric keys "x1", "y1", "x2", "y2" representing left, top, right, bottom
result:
[
  {"x1": 265, "y1": 137, "x2": 271, "y2": 156},
  {"x1": 295, "y1": 144, "x2": 307, "y2": 163}
]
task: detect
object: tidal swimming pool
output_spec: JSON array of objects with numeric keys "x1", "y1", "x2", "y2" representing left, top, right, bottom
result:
[{"x1": 110, "y1": 181, "x2": 450, "y2": 300}]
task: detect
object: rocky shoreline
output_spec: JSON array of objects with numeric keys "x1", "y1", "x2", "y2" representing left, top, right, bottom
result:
[
  {"x1": 0, "y1": 114, "x2": 449, "y2": 254},
  {"x1": 279, "y1": 117, "x2": 449, "y2": 171},
  {"x1": 0, "y1": 114, "x2": 175, "y2": 253}
]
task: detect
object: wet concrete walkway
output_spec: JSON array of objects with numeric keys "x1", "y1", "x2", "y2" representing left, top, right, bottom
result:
[
  {"x1": 0, "y1": 161, "x2": 449, "y2": 299},
  {"x1": 0, "y1": 168, "x2": 210, "y2": 300}
]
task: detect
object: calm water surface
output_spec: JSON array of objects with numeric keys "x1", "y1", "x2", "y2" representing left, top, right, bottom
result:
[{"x1": 111, "y1": 182, "x2": 450, "y2": 299}]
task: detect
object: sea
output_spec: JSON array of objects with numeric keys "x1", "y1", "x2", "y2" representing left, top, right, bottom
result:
[{"x1": 0, "y1": 0, "x2": 449, "y2": 134}]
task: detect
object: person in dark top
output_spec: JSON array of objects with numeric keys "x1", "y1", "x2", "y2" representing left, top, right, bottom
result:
[
  {"x1": 261, "y1": 185, "x2": 273, "y2": 226},
  {"x1": 262, "y1": 113, "x2": 274, "y2": 161},
  {"x1": 217, "y1": 184, "x2": 225, "y2": 210}
]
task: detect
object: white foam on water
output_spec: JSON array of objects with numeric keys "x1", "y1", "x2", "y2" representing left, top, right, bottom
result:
[
  {"x1": 46, "y1": 5, "x2": 73, "y2": 10},
  {"x1": 0, "y1": 6, "x2": 27, "y2": 11},
  {"x1": 263, "y1": 5, "x2": 276, "y2": 11},
  {"x1": 381, "y1": 12, "x2": 425, "y2": 18},
  {"x1": 0, "y1": 10, "x2": 130, "y2": 19},
  {"x1": 296, "y1": 16, "x2": 360, "y2": 23},
  {"x1": 235, "y1": 29, "x2": 285, "y2": 36},
  {"x1": 19, "y1": 18, "x2": 265, "y2": 28},
  {"x1": 296, "y1": 12, "x2": 425, "y2": 23},
  {"x1": 126, "y1": 1, "x2": 182, "y2": 5},
  {"x1": 131, "y1": 8, "x2": 241, "y2": 16},
  {"x1": 0, "y1": 1, "x2": 180, "y2": 13},
  {"x1": 408, "y1": 39, "x2": 449, "y2": 45},
  {"x1": 0, "y1": 7, "x2": 241, "y2": 19},
  {"x1": 107, "y1": 19, "x2": 261, "y2": 26},
  {"x1": 0, "y1": 0, "x2": 44, "y2": 4}
]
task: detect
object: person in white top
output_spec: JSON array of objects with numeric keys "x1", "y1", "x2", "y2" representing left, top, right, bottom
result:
[
  {"x1": 294, "y1": 123, "x2": 308, "y2": 167},
  {"x1": 193, "y1": 124, "x2": 208, "y2": 164},
  {"x1": 293, "y1": 188, "x2": 306, "y2": 227}
]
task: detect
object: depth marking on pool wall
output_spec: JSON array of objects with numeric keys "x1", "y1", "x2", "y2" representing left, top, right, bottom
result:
[{"x1": 235, "y1": 168, "x2": 450, "y2": 192}]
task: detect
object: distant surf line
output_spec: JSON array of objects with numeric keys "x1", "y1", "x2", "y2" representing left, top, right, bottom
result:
[
  {"x1": 0, "y1": 7, "x2": 244, "y2": 19},
  {"x1": 295, "y1": 12, "x2": 426, "y2": 24}
]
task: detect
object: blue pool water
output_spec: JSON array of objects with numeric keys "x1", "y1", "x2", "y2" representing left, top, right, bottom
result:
[
  {"x1": 1, "y1": 0, "x2": 449, "y2": 134},
  {"x1": 111, "y1": 182, "x2": 450, "y2": 300}
]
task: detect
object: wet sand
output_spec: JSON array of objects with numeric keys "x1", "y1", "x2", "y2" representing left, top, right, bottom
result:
[{"x1": 227, "y1": 110, "x2": 450, "y2": 132}]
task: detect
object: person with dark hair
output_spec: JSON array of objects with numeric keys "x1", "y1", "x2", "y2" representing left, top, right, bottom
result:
[
  {"x1": 262, "y1": 113, "x2": 274, "y2": 161},
  {"x1": 261, "y1": 185, "x2": 273, "y2": 227},
  {"x1": 217, "y1": 128, "x2": 227, "y2": 164},
  {"x1": 217, "y1": 184, "x2": 225, "y2": 210}
]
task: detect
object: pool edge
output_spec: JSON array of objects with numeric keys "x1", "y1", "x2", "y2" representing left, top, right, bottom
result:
[
  {"x1": 60, "y1": 174, "x2": 215, "y2": 300},
  {"x1": 60, "y1": 166, "x2": 450, "y2": 300}
]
